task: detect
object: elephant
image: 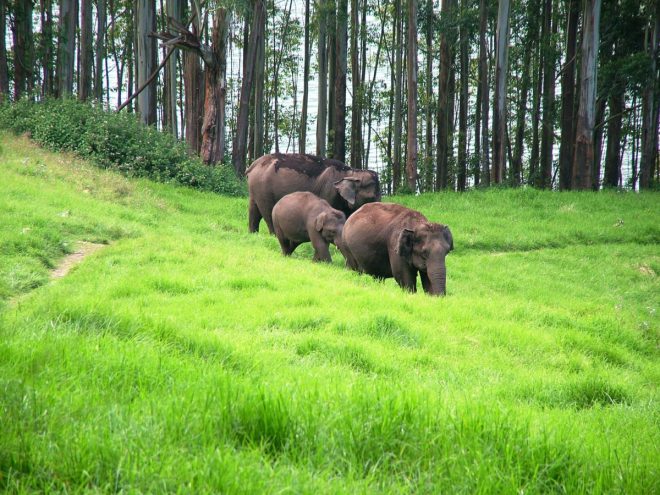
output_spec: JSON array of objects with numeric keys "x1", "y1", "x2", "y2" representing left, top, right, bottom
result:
[
  {"x1": 272, "y1": 192, "x2": 346, "y2": 262},
  {"x1": 246, "y1": 153, "x2": 381, "y2": 234},
  {"x1": 339, "y1": 203, "x2": 453, "y2": 296}
]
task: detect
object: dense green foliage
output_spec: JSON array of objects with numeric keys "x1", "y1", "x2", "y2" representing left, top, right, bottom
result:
[
  {"x1": 0, "y1": 99, "x2": 245, "y2": 196},
  {"x1": 1, "y1": 135, "x2": 659, "y2": 493}
]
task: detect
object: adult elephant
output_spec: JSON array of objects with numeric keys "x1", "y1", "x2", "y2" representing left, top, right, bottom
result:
[
  {"x1": 246, "y1": 153, "x2": 381, "y2": 233},
  {"x1": 340, "y1": 203, "x2": 453, "y2": 296}
]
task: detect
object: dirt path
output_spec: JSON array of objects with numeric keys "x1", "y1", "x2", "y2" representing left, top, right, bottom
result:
[{"x1": 51, "y1": 242, "x2": 107, "y2": 279}]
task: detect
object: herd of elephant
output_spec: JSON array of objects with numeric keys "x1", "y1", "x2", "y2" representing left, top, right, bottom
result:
[{"x1": 246, "y1": 153, "x2": 454, "y2": 296}]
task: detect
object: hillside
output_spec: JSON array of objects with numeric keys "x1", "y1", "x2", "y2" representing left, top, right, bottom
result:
[{"x1": 1, "y1": 134, "x2": 658, "y2": 493}]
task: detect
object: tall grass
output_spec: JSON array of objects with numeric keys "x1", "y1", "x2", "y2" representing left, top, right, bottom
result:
[{"x1": 1, "y1": 134, "x2": 659, "y2": 493}]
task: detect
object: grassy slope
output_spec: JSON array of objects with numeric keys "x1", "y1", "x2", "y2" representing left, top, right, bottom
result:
[{"x1": 1, "y1": 134, "x2": 658, "y2": 493}]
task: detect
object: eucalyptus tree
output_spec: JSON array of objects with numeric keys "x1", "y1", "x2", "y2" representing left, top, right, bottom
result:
[{"x1": 56, "y1": 0, "x2": 77, "y2": 97}]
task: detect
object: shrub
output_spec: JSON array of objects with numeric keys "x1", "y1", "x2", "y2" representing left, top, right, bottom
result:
[{"x1": 0, "y1": 98, "x2": 246, "y2": 196}]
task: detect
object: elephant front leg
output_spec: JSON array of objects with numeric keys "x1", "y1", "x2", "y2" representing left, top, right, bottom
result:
[
  {"x1": 420, "y1": 271, "x2": 431, "y2": 293},
  {"x1": 310, "y1": 235, "x2": 332, "y2": 263},
  {"x1": 390, "y1": 254, "x2": 417, "y2": 292},
  {"x1": 248, "y1": 197, "x2": 262, "y2": 233}
]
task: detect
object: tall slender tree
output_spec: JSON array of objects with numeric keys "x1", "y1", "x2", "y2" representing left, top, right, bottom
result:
[
  {"x1": 640, "y1": 4, "x2": 659, "y2": 189},
  {"x1": 572, "y1": 0, "x2": 602, "y2": 190},
  {"x1": 13, "y1": 0, "x2": 34, "y2": 99},
  {"x1": 0, "y1": 0, "x2": 8, "y2": 98},
  {"x1": 334, "y1": 0, "x2": 348, "y2": 162},
  {"x1": 299, "y1": 0, "x2": 310, "y2": 153},
  {"x1": 95, "y1": 0, "x2": 107, "y2": 101},
  {"x1": 253, "y1": 3, "x2": 265, "y2": 158},
  {"x1": 436, "y1": 0, "x2": 453, "y2": 190},
  {"x1": 56, "y1": 0, "x2": 77, "y2": 97},
  {"x1": 79, "y1": 0, "x2": 94, "y2": 100},
  {"x1": 492, "y1": 0, "x2": 510, "y2": 184},
  {"x1": 457, "y1": 0, "x2": 468, "y2": 191},
  {"x1": 538, "y1": 0, "x2": 555, "y2": 188},
  {"x1": 393, "y1": 0, "x2": 403, "y2": 191},
  {"x1": 406, "y1": 0, "x2": 418, "y2": 191},
  {"x1": 136, "y1": 0, "x2": 157, "y2": 124},
  {"x1": 558, "y1": 0, "x2": 579, "y2": 190},
  {"x1": 424, "y1": 0, "x2": 434, "y2": 190},
  {"x1": 350, "y1": 0, "x2": 362, "y2": 168},
  {"x1": 317, "y1": 0, "x2": 328, "y2": 156},
  {"x1": 478, "y1": 0, "x2": 489, "y2": 186},
  {"x1": 164, "y1": 0, "x2": 180, "y2": 134}
]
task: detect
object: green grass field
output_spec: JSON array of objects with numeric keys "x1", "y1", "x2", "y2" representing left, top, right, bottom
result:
[{"x1": 1, "y1": 133, "x2": 658, "y2": 493}]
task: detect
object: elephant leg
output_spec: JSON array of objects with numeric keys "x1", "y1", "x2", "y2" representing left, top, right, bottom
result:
[
  {"x1": 262, "y1": 209, "x2": 276, "y2": 235},
  {"x1": 248, "y1": 197, "x2": 262, "y2": 233},
  {"x1": 310, "y1": 235, "x2": 332, "y2": 263},
  {"x1": 420, "y1": 271, "x2": 431, "y2": 293},
  {"x1": 339, "y1": 244, "x2": 359, "y2": 271},
  {"x1": 390, "y1": 253, "x2": 417, "y2": 292}
]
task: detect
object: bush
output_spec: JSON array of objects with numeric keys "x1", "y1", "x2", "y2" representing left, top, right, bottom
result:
[{"x1": 0, "y1": 98, "x2": 246, "y2": 196}]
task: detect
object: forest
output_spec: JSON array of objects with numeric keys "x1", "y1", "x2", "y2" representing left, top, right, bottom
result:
[{"x1": 1, "y1": 0, "x2": 658, "y2": 192}]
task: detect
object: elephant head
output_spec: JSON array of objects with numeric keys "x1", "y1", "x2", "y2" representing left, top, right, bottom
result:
[
  {"x1": 315, "y1": 210, "x2": 346, "y2": 244},
  {"x1": 397, "y1": 223, "x2": 453, "y2": 296},
  {"x1": 334, "y1": 170, "x2": 381, "y2": 209}
]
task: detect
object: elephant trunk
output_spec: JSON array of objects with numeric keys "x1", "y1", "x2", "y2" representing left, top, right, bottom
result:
[{"x1": 427, "y1": 258, "x2": 447, "y2": 296}]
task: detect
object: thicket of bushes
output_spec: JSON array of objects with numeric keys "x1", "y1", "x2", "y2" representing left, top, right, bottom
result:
[{"x1": 0, "y1": 98, "x2": 245, "y2": 196}]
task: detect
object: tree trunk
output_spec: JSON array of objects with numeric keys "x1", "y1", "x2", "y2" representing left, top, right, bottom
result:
[
  {"x1": 435, "y1": 0, "x2": 452, "y2": 190},
  {"x1": 640, "y1": 7, "x2": 659, "y2": 189},
  {"x1": 94, "y1": 0, "x2": 106, "y2": 101},
  {"x1": 233, "y1": 0, "x2": 265, "y2": 175},
  {"x1": 393, "y1": 0, "x2": 403, "y2": 191},
  {"x1": 164, "y1": 0, "x2": 180, "y2": 135},
  {"x1": 558, "y1": 0, "x2": 578, "y2": 190},
  {"x1": 406, "y1": 0, "x2": 418, "y2": 191},
  {"x1": 79, "y1": 0, "x2": 93, "y2": 100},
  {"x1": 183, "y1": 11, "x2": 204, "y2": 153},
  {"x1": 603, "y1": 90, "x2": 624, "y2": 188},
  {"x1": 200, "y1": 9, "x2": 229, "y2": 164},
  {"x1": 13, "y1": 0, "x2": 34, "y2": 99},
  {"x1": 538, "y1": 0, "x2": 555, "y2": 188},
  {"x1": 39, "y1": 0, "x2": 54, "y2": 97},
  {"x1": 334, "y1": 0, "x2": 348, "y2": 162},
  {"x1": 478, "y1": 0, "x2": 489, "y2": 186},
  {"x1": 300, "y1": 0, "x2": 310, "y2": 153},
  {"x1": 424, "y1": 0, "x2": 434, "y2": 190},
  {"x1": 0, "y1": 0, "x2": 10, "y2": 98},
  {"x1": 492, "y1": 0, "x2": 510, "y2": 184},
  {"x1": 136, "y1": 0, "x2": 157, "y2": 125},
  {"x1": 327, "y1": 0, "x2": 336, "y2": 155},
  {"x1": 56, "y1": 0, "x2": 77, "y2": 97},
  {"x1": 317, "y1": 0, "x2": 328, "y2": 156},
  {"x1": 350, "y1": 0, "x2": 363, "y2": 168},
  {"x1": 253, "y1": 4, "x2": 265, "y2": 159},
  {"x1": 572, "y1": 0, "x2": 601, "y2": 190},
  {"x1": 529, "y1": 36, "x2": 542, "y2": 184},
  {"x1": 592, "y1": 96, "x2": 606, "y2": 189},
  {"x1": 457, "y1": 0, "x2": 468, "y2": 191}
]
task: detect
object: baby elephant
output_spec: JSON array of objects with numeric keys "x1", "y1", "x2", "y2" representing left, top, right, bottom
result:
[{"x1": 272, "y1": 192, "x2": 346, "y2": 262}]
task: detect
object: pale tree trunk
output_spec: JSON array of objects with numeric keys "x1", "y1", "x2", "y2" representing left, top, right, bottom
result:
[
  {"x1": 350, "y1": 0, "x2": 363, "y2": 168},
  {"x1": 14, "y1": 0, "x2": 34, "y2": 99},
  {"x1": 136, "y1": 0, "x2": 157, "y2": 125},
  {"x1": 492, "y1": 0, "x2": 510, "y2": 184},
  {"x1": 592, "y1": 96, "x2": 606, "y2": 188},
  {"x1": 435, "y1": 0, "x2": 452, "y2": 190},
  {"x1": 406, "y1": 0, "x2": 418, "y2": 191},
  {"x1": 0, "y1": 0, "x2": 8, "y2": 98},
  {"x1": 640, "y1": 7, "x2": 659, "y2": 189},
  {"x1": 300, "y1": 0, "x2": 310, "y2": 153},
  {"x1": 200, "y1": 9, "x2": 229, "y2": 164},
  {"x1": 56, "y1": 0, "x2": 77, "y2": 97},
  {"x1": 457, "y1": 0, "x2": 468, "y2": 191},
  {"x1": 233, "y1": 0, "x2": 265, "y2": 175},
  {"x1": 253, "y1": 4, "x2": 265, "y2": 159},
  {"x1": 95, "y1": 0, "x2": 106, "y2": 101},
  {"x1": 478, "y1": 0, "x2": 489, "y2": 186},
  {"x1": 334, "y1": 0, "x2": 348, "y2": 162},
  {"x1": 317, "y1": 0, "x2": 328, "y2": 156},
  {"x1": 572, "y1": 0, "x2": 601, "y2": 190},
  {"x1": 79, "y1": 0, "x2": 93, "y2": 100},
  {"x1": 424, "y1": 0, "x2": 433, "y2": 190},
  {"x1": 393, "y1": 0, "x2": 403, "y2": 191},
  {"x1": 558, "y1": 0, "x2": 578, "y2": 190},
  {"x1": 539, "y1": 0, "x2": 555, "y2": 188}
]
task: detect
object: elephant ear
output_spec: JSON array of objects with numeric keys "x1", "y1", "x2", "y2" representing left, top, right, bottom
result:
[
  {"x1": 315, "y1": 212, "x2": 327, "y2": 232},
  {"x1": 334, "y1": 178, "x2": 359, "y2": 207},
  {"x1": 443, "y1": 226, "x2": 454, "y2": 252},
  {"x1": 396, "y1": 229, "x2": 415, "y2": 261}
]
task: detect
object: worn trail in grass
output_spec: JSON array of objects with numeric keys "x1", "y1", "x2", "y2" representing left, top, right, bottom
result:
[{"x1": 1, "y1": 134, "x2": 659, "y2": 493}]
